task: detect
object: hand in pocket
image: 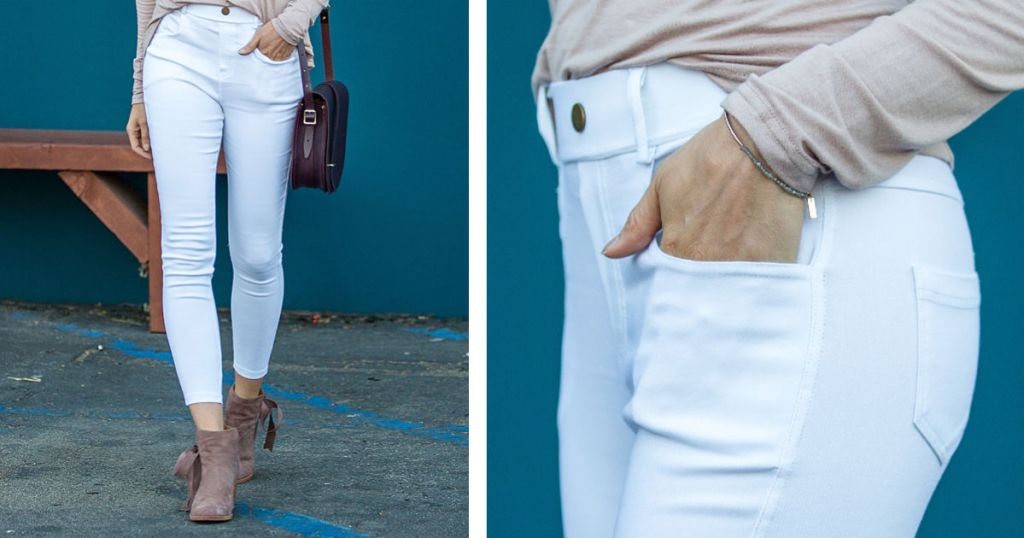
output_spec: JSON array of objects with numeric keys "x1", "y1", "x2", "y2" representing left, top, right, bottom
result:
[
  {"x1": 239, "y1": 22, "x2": 295, "y2": 62},
  {"x1": 602, "y1": 114, "x2": 806, "y2": 263}
]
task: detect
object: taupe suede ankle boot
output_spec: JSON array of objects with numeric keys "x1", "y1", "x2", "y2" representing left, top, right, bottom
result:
[
  {"x1": 173, "y1": 426, "x2": 241, "y2": 522},
  {"x1": 224, "y1": 384, "x2": 282, "y2": 484}
]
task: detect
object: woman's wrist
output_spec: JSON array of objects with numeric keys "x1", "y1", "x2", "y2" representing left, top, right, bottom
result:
[
  {"x1": 719, "y1": 112, "x2": 765, "y2": 163},
  {"x1": 720, "y1": 111, "x2": 817, "y2": 218}
]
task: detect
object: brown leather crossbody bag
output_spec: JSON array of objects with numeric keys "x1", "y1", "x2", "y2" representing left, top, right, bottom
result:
[{"x1": 290, "y1": 8, "x2": 349, "y2": 193}]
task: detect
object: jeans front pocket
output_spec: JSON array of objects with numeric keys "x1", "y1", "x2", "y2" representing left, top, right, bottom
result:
[
  {"x1": 626, "y1": 239, "x2": 821, "y2": 486},
  {"x1": 252, "y1": 46, "x2": 298, "y2": 66},
  {"x1": 647, "y1": 230, "x2": 818, "y2": 276},
  {"x1": 911, "y1": 265, "x2": 981, "y2": 465},
  {"x1": 156, "y1": 9, "x2": 186, "y2": 39}
]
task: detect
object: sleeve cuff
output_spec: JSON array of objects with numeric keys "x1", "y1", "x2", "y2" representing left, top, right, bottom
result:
[
  {"x1": 722, "y1": 77, "x2": 821, "y2": 194},
  {"x1": 270, "y1": 16, "x2": 302, "y2": 46},
  {"x1": 132, "y1": 57, "x2": 145, "y2": 105}
]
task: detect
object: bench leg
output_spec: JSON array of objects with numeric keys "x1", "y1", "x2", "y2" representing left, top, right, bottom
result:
[
  {"x1": 59, "y1": 170, "x2": 166, "y2": 331},
  {"x1": 147, "y1": 172, "x2": 166, "y2": 333}
]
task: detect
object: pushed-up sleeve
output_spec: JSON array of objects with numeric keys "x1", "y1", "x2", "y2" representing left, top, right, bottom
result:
[
  {"x1": 722, "y1": 0, "x2": 1024, "y2": 192},
  {"x1": 132, "y1": 0, "x2": 156, "y2": 105},
  {"x1": 270, "y1": 0, "x2": 331, "y2": 46}
]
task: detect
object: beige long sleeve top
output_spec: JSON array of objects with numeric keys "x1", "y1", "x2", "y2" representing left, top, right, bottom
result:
[
  {"x1": 533, "y1": 0, "x2": 1024, "y2": 191},
  {"x1": 133, "y1": 0, "x2": 329, "y2": 106}
]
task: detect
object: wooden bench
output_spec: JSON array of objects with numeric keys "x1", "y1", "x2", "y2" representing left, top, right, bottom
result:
[{"x1": 0, "y1": 128, "x2": 228, "y2": 333}]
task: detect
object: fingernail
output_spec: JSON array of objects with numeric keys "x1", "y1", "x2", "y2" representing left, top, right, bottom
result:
[{"x1": 602, "y1": 234, "x2": 619, "y2": 255}]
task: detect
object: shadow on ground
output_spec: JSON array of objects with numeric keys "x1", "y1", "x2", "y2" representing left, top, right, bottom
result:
[{"x1": 0, "y1": 300, "x2": 468, "y2": 537}]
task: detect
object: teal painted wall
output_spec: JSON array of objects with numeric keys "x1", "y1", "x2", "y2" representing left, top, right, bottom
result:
[
  {"x1": 0, "y1": 1, "x2": 467, "y2": 318},
  {"x1": 488, "y1": 2, "x2": 1024, "y2": 536}
]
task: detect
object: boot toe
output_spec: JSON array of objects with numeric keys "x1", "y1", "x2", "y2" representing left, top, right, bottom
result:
[{"x1": 189, "y1": 497, "x2": 235, "y2": 521}]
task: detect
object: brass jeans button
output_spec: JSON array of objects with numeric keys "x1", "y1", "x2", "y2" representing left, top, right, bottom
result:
[
  {"x1": 571, "y1": 103, "x2": 586, "y2": 133},
  {"x1": 221, "y1": 5, "x2": 231, "y2": 14}
]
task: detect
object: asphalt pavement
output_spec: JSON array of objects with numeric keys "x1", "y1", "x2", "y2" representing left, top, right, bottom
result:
[{"x1": 0, "y1": 300, "x2": 468, "y2": 537}]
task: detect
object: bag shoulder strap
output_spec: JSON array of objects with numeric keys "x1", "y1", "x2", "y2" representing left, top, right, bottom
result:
[
  {"x1": 295, "y1": 8, "x2": 332, "y2": 120},
  {"x1": 319, "y1": 8, "x2": 334, "y2": 81}
]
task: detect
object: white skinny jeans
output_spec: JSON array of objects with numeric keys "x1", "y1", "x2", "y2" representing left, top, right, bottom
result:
[
  {"x1": 143, "y1": 3, "x2": 303, "y2": 405},
  {"x1": 537, "y1": 63, "x2": 982, "y2": 537}
]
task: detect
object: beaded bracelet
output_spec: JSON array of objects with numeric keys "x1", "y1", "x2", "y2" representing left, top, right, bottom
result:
[{"x1": 722, "y1": 111, "x2": 816, "y2": 219}]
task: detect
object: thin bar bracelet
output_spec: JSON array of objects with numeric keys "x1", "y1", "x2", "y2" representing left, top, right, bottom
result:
[{"x1": 722, "y1": 111, "x2": 817, "y2": 219}]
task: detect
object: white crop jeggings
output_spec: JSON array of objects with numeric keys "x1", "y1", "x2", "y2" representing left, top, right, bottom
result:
[
  {"x1": 537, "y1": 63, "x2": 982, "y2": 537},
  {"x1": 143, "y1": 3, "x2": 303, "y2": 405}
]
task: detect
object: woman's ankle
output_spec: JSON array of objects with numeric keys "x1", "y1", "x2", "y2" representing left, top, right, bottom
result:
[
  {"x1": 188, "y1": 402, "x2": 225, "y2": 430},
  {"x1": 232, "y1": 373, "x2": 265, "y2": 399}
]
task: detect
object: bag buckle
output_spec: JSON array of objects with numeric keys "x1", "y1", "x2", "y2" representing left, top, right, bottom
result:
[{"x1": 303, "y1": 109, "x2": 317, "y2": 125}]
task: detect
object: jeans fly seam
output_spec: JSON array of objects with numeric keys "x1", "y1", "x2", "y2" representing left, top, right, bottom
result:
[{"x1": 593, "y1": 161, "x2": 632, "y2": 373}]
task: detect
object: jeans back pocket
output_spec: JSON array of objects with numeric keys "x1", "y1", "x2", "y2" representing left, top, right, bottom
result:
[{"x1": 911, "y1": 264, "x2": 981, "y2": 465}]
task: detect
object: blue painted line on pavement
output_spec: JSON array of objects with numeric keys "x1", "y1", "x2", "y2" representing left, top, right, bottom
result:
[
  {"x1": 0, "y1": 404, "x2": 428, "y2": 434},
  {"x1": 0, "y1": 405, "x2": 72, "y2": 417},
  {"x1": 54, "y1": 323, "x2": 105, "y2": 338},
  {"x1": 245, "y1": 381, "x2": 468, "y2": 447},
  {"x1": 102, "y1": 411, "x2": 145, "y2": 419},
  {"x1": 108, "y1": 338, "x2": 175, "y2": 365},
  {"x1": 404, "y1": 327, "x2": 468, "y2": 341},
  {"x1": 150, "y1": 413, "x2": 194, "y2": 421},
  {"x1": 0, "y1": 405, "x2": 191, "y2": 422},
  {"x1": 235, "y1": 502, "x2": 368, "y2": 537},
  {"x1": 17, "y1": 308, "x2": 469, "y2": 446},
  {"x1": 96, "y1": 410, "x2": 188, "y2": 421}
]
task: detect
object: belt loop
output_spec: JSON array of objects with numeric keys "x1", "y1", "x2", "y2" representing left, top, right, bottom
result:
[
  {"x1": 536, "y1": 85, "x2": 559, "y2": 165},
  {"x1": 627, "y1": 66, "x2": 651, "y2": 164}
]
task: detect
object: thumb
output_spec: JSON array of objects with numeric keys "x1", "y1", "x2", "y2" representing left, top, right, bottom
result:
[
  {"x1": 603, "y1": 184, "x2": 661, "y2": 258},
  {"x1": 238, "y1": 35, "x2": 258, "y2": 54}
]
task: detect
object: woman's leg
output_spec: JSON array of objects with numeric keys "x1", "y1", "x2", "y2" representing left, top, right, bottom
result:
[
  {"x1": 611, "y1": 156, "x2": 979, "y2": 537},
  {"x1": 555, "y1": 161, "x2": 638, "y2": 538},
  {"x1": 144, "y1": 8, "x2": 259, "y2": 521},
  {"x1": 537, "y1": 80, "x2": 644, "y2": 535},
  {"x1": 143, "y1": 29, "x2": 228, "y2": 426},
  {"x1": 221, "y1": 32, "x2": 303, "y2": 388}
]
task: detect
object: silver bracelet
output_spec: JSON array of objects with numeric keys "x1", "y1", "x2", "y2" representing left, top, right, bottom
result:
[{"x1": 722, "y1": 111, "x2": 816, "y2": 219}]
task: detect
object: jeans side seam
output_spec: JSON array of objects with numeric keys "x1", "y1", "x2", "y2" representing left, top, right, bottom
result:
[
  {"x1": 751, "y1": 264, "x2": 828, "y2": 536},
  {"x1": 751, "y1": 182, "x2": 837, "y2": 535}
]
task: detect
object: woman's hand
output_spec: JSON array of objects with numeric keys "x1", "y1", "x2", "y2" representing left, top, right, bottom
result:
[
  {"x1": 126, "y1": 103, "x2": 152, "y2": 160},
  {"x1": 239, "y1": 23, "x2": 294, "y2": 61},
  {"x1": 602, "y1": 114, "x2": 805, "y2": 263}
]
